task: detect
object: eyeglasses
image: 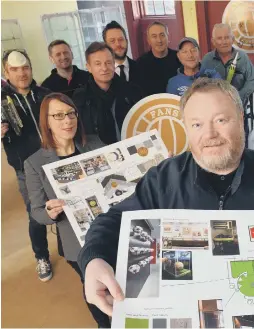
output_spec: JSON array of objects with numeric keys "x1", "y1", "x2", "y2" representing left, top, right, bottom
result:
[{"x1": 48, "y1": 111, "x2": 78, "y2": 120}]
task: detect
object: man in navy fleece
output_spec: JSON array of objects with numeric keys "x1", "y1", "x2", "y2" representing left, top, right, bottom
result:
[{"x1": 166, "y1": 37, "x2": 220, "y2": 96}]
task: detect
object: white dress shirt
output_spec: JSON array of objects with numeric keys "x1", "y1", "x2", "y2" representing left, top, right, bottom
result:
[{"x1": 115, "y1": 57, "x2": 129, "y2": 81}]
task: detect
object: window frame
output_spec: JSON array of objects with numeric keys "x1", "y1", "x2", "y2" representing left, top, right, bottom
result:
[{"x1": 141, "y1": 0, "x2": 176, "y2": 18}]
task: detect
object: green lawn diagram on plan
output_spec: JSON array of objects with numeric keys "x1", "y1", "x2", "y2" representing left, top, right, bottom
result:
[{"x1": 230, "y1": 260, "x2": 254, "y2": 297}]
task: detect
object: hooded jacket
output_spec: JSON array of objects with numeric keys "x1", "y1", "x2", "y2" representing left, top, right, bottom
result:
[
  {"x1": 166, "y1": 65, "x2": 221, "y2": 96},
  {"x1": 1, "y1": 80, "x2": 50, "y2": 171}
]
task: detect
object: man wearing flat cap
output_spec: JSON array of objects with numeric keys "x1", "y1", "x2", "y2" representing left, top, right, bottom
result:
[
  {"x1": 167, "y1": 37, "x2": 221, "y2": 96},
  {"x1": 1, "y1": 50, "x2": 52, "y2": 282}
]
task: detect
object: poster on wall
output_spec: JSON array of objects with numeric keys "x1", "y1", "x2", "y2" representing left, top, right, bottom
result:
[
  {"x1": 112, "y1": 209, "x2": 254, "y2": 328},
  {"x1": 222, "y1": 1, "x2": 254, "y2": 53},
  {"x1": 121, "y1": 94, "x2": 188, "y2": 156},
  {"x1": 43, "y1": 130, "x2": 168, "y2": 246}
]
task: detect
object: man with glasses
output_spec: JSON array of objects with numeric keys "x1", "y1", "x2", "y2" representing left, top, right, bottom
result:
[
  {"x1": 167, "y1": 38, "x2": 221, "y2": 96},
  {"x1": 1, "y1": 50, "x2": 52, "y2": 282}
]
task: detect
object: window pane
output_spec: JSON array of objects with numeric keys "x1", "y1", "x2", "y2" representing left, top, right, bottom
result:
[
  {"x1": 42, "y1": 13, "x2": 85, "y2": 68},
  {"x1": 1, "y1": 20, "x2": 24, "y2": 52},
  {"x1": 144, "y1": 0, "x2": 175, "y2": 15},
  {"x1": 144, "y1": 1, "x2": 155, "y2": 15},
  {"x1": 154, "y1": 1, "x2": 165, "y2": 15},
  {"x1": 165, "y1": 1, "x2": 175, "y2": 15}
]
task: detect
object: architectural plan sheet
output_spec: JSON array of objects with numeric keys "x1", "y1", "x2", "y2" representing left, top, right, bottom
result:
[
  {"x1": 43, "y1": 130, "x2": 168, "y2": 246},
  {"x1": 112, "y1": 209, "x2": 254, "y2": 329}
]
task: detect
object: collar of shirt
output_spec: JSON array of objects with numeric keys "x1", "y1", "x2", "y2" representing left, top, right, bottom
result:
[
  {"x1": 213, "y1": 48, "x2": 240, "y2": 62},
  {"x1": 194, "y1": 154, "x2": 244, "y2": 196},
  {"x1": 115, "y1": 57, "x2": 129, "y2": 81}
]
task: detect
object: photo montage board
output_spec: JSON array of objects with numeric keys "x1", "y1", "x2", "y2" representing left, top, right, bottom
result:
[
  {"x1": 43, "y1": 130, "x2": 168, "y2": 246},
  {"x1": 112, "y1": 209, "x2": 254, "y2": 329}
]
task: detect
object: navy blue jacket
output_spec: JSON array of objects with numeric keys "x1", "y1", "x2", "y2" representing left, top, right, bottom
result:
[{"x1": 166, "y1": 66, "x2": 221, "y2": 96}]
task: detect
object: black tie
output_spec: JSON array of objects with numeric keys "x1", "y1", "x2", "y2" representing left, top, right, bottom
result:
[{"x1": 119, "y1": 65, "x2": 126, "y2": 81}]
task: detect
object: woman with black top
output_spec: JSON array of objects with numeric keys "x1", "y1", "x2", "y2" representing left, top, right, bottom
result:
[{"x1": 24, "y1": 93, "x2": 110, "y2": 328}]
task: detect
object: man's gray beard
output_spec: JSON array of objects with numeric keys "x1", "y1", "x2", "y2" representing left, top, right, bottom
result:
[
  {"x1": 115, "y1": 49, "x2": 128, "y2": 61},
  {"x1": 192, "y1": 130, "x2": 245, "y2": 173}
]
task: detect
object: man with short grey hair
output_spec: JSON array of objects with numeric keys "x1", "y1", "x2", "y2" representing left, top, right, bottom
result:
[
  {"x1": 77, "y1": 78, "x2": 254, "y2": 316},
  {"x1": 201, "y1": 23, "x2": 254, "y2": 107}
]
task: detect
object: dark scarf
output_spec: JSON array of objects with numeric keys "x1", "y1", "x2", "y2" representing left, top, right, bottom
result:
[{"x1": 88, "y1": 75, "x2": 120, "y2": 144}]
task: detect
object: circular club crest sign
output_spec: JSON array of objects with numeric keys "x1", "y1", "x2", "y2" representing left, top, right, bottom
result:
[
  {"x1": 121, "y1": 94, "x2": 188, "y2": 155},
  {"x1": 222, "y1": 1, "x2": 254, "y2": 53}
]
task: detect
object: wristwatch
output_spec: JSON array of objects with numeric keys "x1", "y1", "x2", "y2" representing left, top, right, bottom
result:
[{"x1": 45, "y1": 205, "x2": 52, "y2": 211}]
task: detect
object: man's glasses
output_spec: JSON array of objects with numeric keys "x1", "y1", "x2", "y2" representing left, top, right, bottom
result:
[{"x1": 48, "y1": 111, "x2": 78, "y2": 120}]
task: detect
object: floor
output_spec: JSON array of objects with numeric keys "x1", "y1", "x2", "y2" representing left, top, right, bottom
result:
[{"x1": 1, "y1": 148, "x2": 96, "y2": 328}]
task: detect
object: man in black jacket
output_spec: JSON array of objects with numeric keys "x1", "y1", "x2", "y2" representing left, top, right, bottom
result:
[
  {"x1": 1, "y1": 50, "x2": 52, "y2": 281},
  {"x1": 41, "y1": 40, "x2": 89, "y2": 98},
  {"x1": 102, "y1": 21, "x2": 139, "y2": 85},
  {"x1": 137, "y1": 21, "x2": 181, "y2": 96},
  {"x1": 73, "y1": 42, "x2": 143, "y2": 145},
  {"x1": 78, "y1": 78, "x2": 254, "y2": 316}
]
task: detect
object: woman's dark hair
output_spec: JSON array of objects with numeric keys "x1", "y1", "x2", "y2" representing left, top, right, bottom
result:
[{"x1": 40, "y1": 92, "x2": 86, "y2": 149}]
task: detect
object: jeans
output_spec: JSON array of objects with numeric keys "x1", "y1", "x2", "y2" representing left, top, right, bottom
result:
[
  {"x1": 67, "y1": 260, "x2": 111, "y2": 328},
  {"x1": 16, "y1": 170, "x2": 49, "y2": 260}
]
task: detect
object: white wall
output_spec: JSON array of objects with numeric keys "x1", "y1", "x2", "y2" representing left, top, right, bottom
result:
[{"x1": 2, "y1": 0, "x2": 78, "y2": 83}]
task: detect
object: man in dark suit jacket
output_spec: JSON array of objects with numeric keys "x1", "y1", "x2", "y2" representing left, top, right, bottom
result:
[{"x1": 102, "y1": 21, "x2": 139, "y2": 85}]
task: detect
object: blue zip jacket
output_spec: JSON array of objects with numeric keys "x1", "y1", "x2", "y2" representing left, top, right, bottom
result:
[{"x1": 166, "y1": 66, "x2": 221, "y2": 96}]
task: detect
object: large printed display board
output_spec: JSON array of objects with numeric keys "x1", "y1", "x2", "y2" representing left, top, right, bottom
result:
[
  {"x1": 43, "y1": 130, "x2": 168, "y2": 246},
  {"x1": 112, "y1": 209, "x2": 254, "y2": 328}
]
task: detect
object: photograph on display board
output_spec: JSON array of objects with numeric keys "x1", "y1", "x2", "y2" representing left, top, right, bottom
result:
[
  {"x1": 162, "y1": 250, "x2": 193, "y2": 280},
  {"x1": 137, "y1": 153, "x2": 165, "y2": 175},
  {"x1": 59, "y1": 185, "x2": 71, "y2": 195},
  {"x1": 125, "y1": 219, "x2": 161, "y2": 298},
  {"x1": 126, "y1": 136, "x2": 160, "y2": 158},
  {"x1": 170, "y1": 318, "x2": 192, "y2": 328},
  {"x1": 210, "y1": 220, "x2": 240, "y2": 256},
  {"x1": 51, "y1": 162, "x2": 84, "y2": 184},
  {"x1": 198, "y1": 299, "x2": 224, "y2": 328},
  {"x1": 232, "y1": 315, "x2": 254, "y2": 328},
  {"x1": 73, "y1": 208, "x2": 93, "y2": 232},
  {"x1": 85, "y1": 195, "x2": 103, "y2": 218},
  {"x1": 249, "y1": 226, "x2": 254, "y2": 242},
  {"x1": 105, "y1": 148, "x2": 125, "y2": 165},
  {"x1": 162, "y1": 221, "x2": 209, "y2": 250},
  {"x1": 80, "y1": 154, "x2": 111, "y2": 176},
  {"x1": 97, "y1": 173, "x2": 137, "y2": 201}
]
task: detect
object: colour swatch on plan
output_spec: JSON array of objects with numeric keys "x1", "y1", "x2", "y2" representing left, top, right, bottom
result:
[
  {"x1": 153, "y1": 318, "x2": 167, "y2": 328},
  {"x1": 125, "y1": 318, "x2": 149, "y2": 328}
]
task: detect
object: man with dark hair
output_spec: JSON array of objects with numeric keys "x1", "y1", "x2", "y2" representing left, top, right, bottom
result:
[
  {"x1": 102, "y1": 20, "x2": 139, "y2": 84},
  {"x1": 136, "y1": 21, "x2": 181, "y2": 96},
  {"x1": 41, "y1": 40, "x2": 89, "y2": 98},
  {"x1": 73, "y1": 41, "x2": 143, "y2": 145},
  {"x1": 1, "y1": 50, "x2": 52, "y2": 281}
]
